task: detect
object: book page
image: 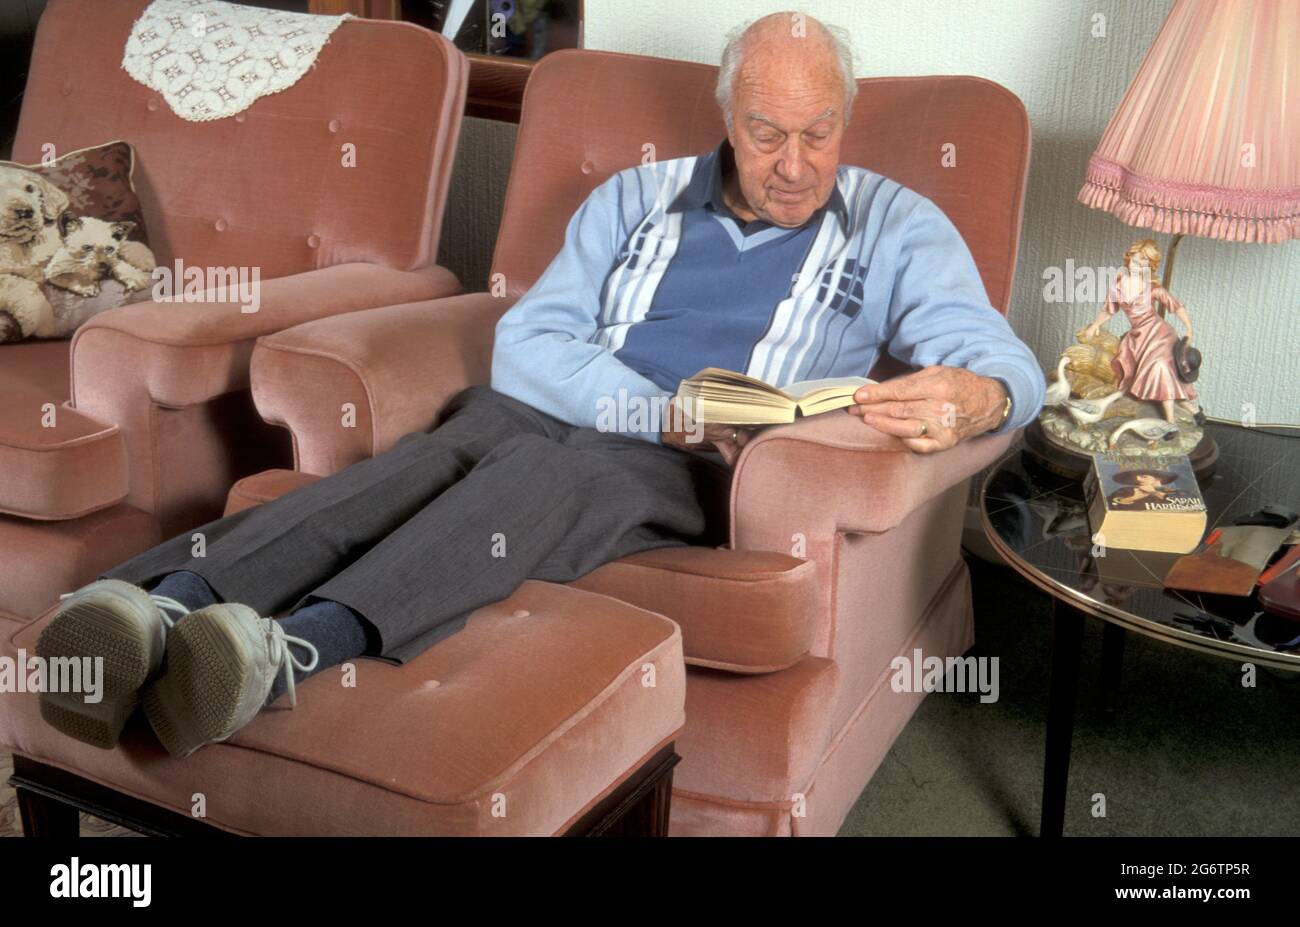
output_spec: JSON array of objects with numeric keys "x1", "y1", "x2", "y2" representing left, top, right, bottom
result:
[
  {"x1": 684, "y1": 367, "x2": 787, "y2": 397},
  {"x1": 781, "y1": 376, "x2": 874, "y2": 401}
]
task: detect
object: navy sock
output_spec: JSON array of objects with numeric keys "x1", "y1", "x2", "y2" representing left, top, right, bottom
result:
[
  {"x1": 267, "y1": 599, "x2": 370, "y2": 704},
  {"x1": 148, "y1": 571, "x2": 220, "y2": 613}
]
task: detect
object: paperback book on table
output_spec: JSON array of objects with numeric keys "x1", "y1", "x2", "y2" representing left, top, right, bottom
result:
[{"x1": 1085, "y1": 452, "x2": 1207, "y2": 554}]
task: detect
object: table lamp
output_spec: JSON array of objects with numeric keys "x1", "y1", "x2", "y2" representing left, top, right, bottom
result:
[{"x1": 1027, "y1": 0, "x2": 1298, "y2": 480}]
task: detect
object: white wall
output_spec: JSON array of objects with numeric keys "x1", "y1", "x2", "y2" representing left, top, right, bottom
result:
[{"x1": 585, "y1": 0, "x2": 1299, "y2": 425}]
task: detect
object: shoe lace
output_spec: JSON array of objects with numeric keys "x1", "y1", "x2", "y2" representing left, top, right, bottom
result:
[
  {"x1": 148, "y1": 595, "x2": 190, "y2": 630},
  {"x1": 263, "y1": 619, "x2": 319, "y2": 709}
]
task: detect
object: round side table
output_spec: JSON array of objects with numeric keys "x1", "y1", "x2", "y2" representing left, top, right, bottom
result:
[{"x1": 980, "y1": 420, "x2": 1300, "y2": 837}]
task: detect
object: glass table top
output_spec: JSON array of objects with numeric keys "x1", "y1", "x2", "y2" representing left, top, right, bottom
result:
[{"x1": 980, "y1": 421, "x2": 1300, "y2": 671}]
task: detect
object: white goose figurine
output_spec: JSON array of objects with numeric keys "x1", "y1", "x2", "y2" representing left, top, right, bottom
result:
[
  {"x1": 1108, "y1": 417, "x2": 1180, "y2": 449},
  {"x1": 1044, "y1": 357, "x2": 1072, "y2": 406},
  {"x1": 1062, "y1": 389, "x2": 1124, "y2": 427}
]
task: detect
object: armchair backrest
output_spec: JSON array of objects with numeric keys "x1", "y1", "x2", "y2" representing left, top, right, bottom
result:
[
  {"x1": 492, "y1": 48, "x2": 1030, "y2": 314},
  {"x1": 15, "y1": 0, "x2": 467, "y2": 278}
]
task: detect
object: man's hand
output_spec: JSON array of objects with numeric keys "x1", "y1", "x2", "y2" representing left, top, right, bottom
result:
[
  {"x1": 847, "y1": 366, "x2": 1007, "y2": 453},
  {"x1": 661, "y1": 399, "x2": 753, "y2": 465}
]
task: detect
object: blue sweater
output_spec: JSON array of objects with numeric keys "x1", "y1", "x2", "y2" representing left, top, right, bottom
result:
[{"x1": 491, "y1": 142, "x2": 1045, "y2": 442}]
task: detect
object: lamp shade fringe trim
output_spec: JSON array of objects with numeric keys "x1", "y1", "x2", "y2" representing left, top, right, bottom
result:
[{"x1": 1079, "y1": 157, "x2": 1300, "y2": 244}]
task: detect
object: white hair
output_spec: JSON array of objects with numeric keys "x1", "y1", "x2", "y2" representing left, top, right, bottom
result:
[{"x1": 715, "y1": 14, "x2": 858, "y2": 131}]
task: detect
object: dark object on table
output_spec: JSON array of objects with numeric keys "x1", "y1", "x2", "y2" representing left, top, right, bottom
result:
[
  {"x1": 1259, "y1": 545, "x2": 1300, "y2": 621},
  {"x1": 1164, "y1": 507, "x2": 1298, "y2": 597},
  {"x1": 1174, "y1": 336, "x2": 1201, "y2": 383}
]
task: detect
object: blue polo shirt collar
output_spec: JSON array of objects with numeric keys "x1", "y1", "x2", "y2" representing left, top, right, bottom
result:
[{"x1": 669, "y1": 140, "x2": 849, "y2": 231}]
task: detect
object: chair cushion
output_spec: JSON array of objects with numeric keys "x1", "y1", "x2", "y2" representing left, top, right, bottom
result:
[
  {"x1": 224, "y1": 469, "x2": 319, "y2": 515},
  {"x1": 226, "y1": 469, "x2": 818, "y2": 673},
  {"x1": 0, "y1": 340, "x2": 128, "y2": 519},
  {"x1": 0, "y1": 580, "x2": 684, "y2": 835},
  {"x1": 573, "y1": 548, "x2": 816, "y2": 673},
  {"x1": 0, "y1": 502, "x2": 160, "y2": 621}
]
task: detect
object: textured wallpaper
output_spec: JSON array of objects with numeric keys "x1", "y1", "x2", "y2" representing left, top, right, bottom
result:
[
  {"x1": 436, "y1": 116, "x2": 518, "y2": 292},
  {"x1": 573, "y1": 0, "x2": 1297, "y2": 425}
]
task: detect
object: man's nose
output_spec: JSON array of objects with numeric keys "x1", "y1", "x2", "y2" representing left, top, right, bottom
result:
[{"x1": 776, "y1": 138, "x2": 805, "y2": 184}]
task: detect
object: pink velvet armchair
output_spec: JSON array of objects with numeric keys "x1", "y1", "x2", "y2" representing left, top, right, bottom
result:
[
  {"x1": 228, "y1": 50, "x2": 1032, "y2": 836},
  {"x1": 0, "y1": 0, "x2": 467, "y2": 625}
]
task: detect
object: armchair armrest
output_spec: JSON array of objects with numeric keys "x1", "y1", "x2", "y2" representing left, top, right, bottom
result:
[
  {"x1": 729, "y1": 411, "x2": 1016, "y2": 551},
  {"x1": 71, "y1": 264, "x2": 460, "y2": 410},
  {"x1": 729, "y1": 412, "x2": 1014, "y2": 663},
  {"x1": 251, "y1": 292, "x2": 515, "y2": 475},
  {"x1": 68, "y1": 263, "x2": 460, "y2": 521}
]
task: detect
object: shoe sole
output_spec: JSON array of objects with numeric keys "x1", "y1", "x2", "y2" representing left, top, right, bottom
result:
[
  {"x1": 35, "y1": 589, "x2": 158, "y2": 750},
  {"x1": 142, "y1": 609, "x2": 252, "y2": 758}
]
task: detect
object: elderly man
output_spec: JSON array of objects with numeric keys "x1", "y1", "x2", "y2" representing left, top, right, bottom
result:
[{"x1": 37, "y1": 13, "x2": 1044, "y2": 758}]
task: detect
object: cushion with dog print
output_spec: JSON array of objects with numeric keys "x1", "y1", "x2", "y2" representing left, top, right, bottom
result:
[{"x1": 0, "y1": 140, "x2": 156, "y2": 344}]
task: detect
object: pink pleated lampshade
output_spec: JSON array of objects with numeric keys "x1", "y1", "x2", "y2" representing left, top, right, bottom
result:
[{"x1": 1078, "y1": 0, "x2": 1300, "y2": 244}]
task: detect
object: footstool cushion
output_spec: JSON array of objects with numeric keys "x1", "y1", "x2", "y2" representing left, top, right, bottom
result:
[{"x1": 0, "y1": 581, "x2": 684, "y2": 835}]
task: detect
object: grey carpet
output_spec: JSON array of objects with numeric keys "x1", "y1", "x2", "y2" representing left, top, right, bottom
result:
[{"x1": 840, "y1": 554, "x2": 1300, "y2": 836}]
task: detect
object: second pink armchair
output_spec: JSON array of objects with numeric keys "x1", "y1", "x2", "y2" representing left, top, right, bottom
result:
[{"x1": 0, "y1": 0, "x2": 468, "y2": 627}]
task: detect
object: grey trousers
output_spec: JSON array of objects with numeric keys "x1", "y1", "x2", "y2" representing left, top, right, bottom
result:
[{"x1": 105, "y1": 386, "x2": 732, "y2": 664}]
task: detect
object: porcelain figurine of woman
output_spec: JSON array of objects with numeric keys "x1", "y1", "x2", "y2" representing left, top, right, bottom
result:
[{"x1": 1080, "y1": 239, "x2": 1200, "y2": 424}]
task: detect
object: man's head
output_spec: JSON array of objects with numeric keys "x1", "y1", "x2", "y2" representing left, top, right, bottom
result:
[{"x1": 715, "y1": 13, "x2": 856, "y2": 228}]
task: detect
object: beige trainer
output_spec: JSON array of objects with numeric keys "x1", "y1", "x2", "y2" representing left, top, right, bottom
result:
[
  {"x1": 141, "y1": 603, "x2": 319, "y2": 758},
  {"x1": 35, "y1": 579, "x2": 190, "y2": 749}
]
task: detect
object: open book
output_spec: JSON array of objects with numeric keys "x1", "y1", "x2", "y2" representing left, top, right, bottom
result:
[{"x1": 675, "y1": 367, "x2": 875, "y2": 426}]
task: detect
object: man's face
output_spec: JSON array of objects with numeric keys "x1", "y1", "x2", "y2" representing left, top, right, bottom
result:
[{"x1": 726, "y1": 51, "x2": 846, "y2": 228}]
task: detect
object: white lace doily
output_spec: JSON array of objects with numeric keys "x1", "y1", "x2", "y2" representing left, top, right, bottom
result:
[{"x1": 121, "y1": 0, "x2": 351, "y2": 122}]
